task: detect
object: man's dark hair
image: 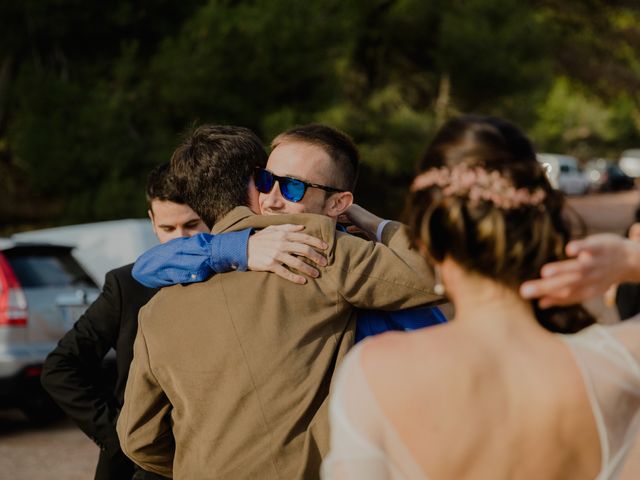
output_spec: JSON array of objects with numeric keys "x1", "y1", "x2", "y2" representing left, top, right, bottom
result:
[
  {"x1": 146, "y1": 162, "x2": 186, "y2": 207},
  {"x1": 170, "y1": 125, "x2": 267, "y2": 228},
  {"x1": 271, "y1": 124, "x2": 359, "y2": 192}
]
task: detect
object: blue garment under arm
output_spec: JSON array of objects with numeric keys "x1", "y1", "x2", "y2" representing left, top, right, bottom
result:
[
  {"x1": 132, "y1": 230, "x2": 252, "y2": 288},
  {"x1": 355, "y1": 306, "x2": 447, "y2": 343}
]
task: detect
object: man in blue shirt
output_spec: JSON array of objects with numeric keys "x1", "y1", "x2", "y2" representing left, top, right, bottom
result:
[{"x1": 133, "y1": 124, "x2": 446, "y2": 339}]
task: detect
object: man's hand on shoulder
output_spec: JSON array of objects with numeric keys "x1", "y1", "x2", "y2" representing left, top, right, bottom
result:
[
  {"x1": 248, "y1": 224, "x2": 328, "y2": 284},
  {"x1": 341, "y1": 204, "x2": 385, "y2": 241}
]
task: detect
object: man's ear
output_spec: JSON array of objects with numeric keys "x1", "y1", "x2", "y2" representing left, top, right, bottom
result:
[{"x1": 325, "y1": 191, "x2": 354, "y2": 218}]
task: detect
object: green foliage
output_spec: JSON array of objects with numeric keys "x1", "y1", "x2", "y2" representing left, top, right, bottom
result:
[
  {"x1": 532, "y1": 77, "x2": 616, "y2": 154},
  {"x1": 437, "y1": 0, "x2": 553, "y2": 111},
  {"x1": 1, "y1": 0, "x2": 640, "y2": 230},
  {"x1": 145, "y1": 0, "x2": 352, "y2": 131}
]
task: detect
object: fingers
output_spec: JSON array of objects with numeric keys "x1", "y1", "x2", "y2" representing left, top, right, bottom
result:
[
  {"x1": 281, "y1": 231, "x2": 328, "y2": 251},
  {"x1": 565, "y1": 233, "x2": 619, "y2": 257},
  {"x1": 539, "y1": 257, "x2": 588, "y2": 278},
  {"x1": 278, "y1": 242, "x2": 326, "y2": 267},
  {"x1": 346, "y1": 225, "x2": 364, "y2": 235},
  {"x1": 258, "y1": 225, "x2": 328, "y2": 251},
  {"x1": 520, "y1": 271, "x2": 583, "y2": 305},
  {"x1": 264, "y1": 224, "x2": 305, "y2": 233},
  {"x1": 272, "y1": 264, "x2": 307, "y2": 285},
  {"x1": 565, "y1": 239, "x2": 585, "y2": 257},
  {"x1": 277, "y1": 253, "x2": 320, "y2": 278},
  {"x1": 248, "y1": 225, "x2": 329, "y2": 280}
]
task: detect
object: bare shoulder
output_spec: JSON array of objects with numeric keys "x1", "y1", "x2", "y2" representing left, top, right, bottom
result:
[{"x1": 359, "y1": 325, "x2": 459, "y2": 391}]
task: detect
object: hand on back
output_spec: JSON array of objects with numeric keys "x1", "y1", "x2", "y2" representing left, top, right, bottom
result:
[{"x1": 247, "y1": 224, "x2": 328, "y2": 284}]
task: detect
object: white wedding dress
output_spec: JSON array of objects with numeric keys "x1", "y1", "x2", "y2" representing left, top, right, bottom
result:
[{"x1": 321, "y1": 320, "x2": 640, "y2": 479}]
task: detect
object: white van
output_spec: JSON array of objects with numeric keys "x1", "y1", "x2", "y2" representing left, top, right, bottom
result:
[
  {"x1": 12, "y1": 219, "x2": 158, "y2": 287},
  {"x1": 536, "y1": 153, "x2": 590, "y2": 195}
]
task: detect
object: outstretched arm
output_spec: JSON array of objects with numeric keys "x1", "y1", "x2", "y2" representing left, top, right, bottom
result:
[
  {"x1": 340, "y1": 204, "x2": 390, "y2": 242},
  {"x1": 133, "y1": 226, "x2": 327, "y2": 288},
  {"x1": 520, "y1": 233, "x2": 640, "y2": 308}
]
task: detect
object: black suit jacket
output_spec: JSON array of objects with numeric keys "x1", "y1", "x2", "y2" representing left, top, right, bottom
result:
[
  {"x1": 616, "y1": 282, "x2": 640, "y2": 321},
  {"x1": 41, "y1": 264, "x2": 163, "y2": 480}
]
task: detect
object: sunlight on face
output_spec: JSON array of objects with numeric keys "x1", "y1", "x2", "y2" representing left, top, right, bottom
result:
[
  {"x1": 259, "y1": 141, "x2": 339, "y2": 216},
  {"x1": 148, "y1": 200, "x2": 209, "y2": 243}
]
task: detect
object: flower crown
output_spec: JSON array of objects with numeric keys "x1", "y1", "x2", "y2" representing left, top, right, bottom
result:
[{"x1": 411, "y1": 164, "x2": 546, "y2": 210}]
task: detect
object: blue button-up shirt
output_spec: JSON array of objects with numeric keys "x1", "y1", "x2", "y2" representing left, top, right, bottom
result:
[
  {"x1": 132, "y1": 230, "x2": 252, "y2": 287},
  {"x1": 133, "y1": 229, "x2": 446, "y2": 340}
]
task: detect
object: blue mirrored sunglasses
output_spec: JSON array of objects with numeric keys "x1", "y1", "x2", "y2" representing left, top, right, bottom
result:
[{"x1": 253, "y1": 168, "x2": 345, "y2": 202}]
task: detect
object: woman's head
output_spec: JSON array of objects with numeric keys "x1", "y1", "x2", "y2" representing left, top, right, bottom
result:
[{"x1": 405, "y1": 115, "x2": 593, "y2": 333}]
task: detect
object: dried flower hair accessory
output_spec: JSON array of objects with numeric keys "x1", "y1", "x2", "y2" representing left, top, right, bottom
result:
[{"x1": 411, "y1": 165, "x2": 546, "y2": 210}]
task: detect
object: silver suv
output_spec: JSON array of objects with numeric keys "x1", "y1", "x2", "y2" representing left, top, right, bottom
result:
[{"x1": 0, "y1": 240, "x2": 99, "y2": 422}]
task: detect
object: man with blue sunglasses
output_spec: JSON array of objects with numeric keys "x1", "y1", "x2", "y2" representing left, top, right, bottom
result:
[
  {"x1": 133, "y1": 124, "x2": 446, "y2": 340},
  {"x1": 118, "y1": 124, "x2": 442, "y2": 479}
]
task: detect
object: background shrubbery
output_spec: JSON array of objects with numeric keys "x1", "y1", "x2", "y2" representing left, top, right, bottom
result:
[{"x1": 1, "y1": 0, "x2": 639, "y2": 232}]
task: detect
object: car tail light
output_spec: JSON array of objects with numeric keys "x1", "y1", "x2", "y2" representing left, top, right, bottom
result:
[
  {"x1": 24, "y1": 366, "x2": 42, "y2": 377},
  {"x1": 0, "y1": 252, "x2": 28, "y2": 326}
]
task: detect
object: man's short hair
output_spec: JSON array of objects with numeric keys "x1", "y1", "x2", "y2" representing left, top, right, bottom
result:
[
  {"x1": 271, "y1": 124, "x2": 359, "y2": 192},
  {"x1": 146, "y1": 162, "x2": 185, "y2": 207},
  {"x1": 170, "y1": 124, "x2": 267, "y2": 228}
]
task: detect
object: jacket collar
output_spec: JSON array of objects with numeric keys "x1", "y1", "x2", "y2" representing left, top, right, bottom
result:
[{"x1": 211, "y1": 206, "x2": 256, "y2": 234}]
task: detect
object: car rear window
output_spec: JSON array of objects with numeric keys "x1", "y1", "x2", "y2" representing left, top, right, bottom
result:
[{"x1": 3, "y1": 248, "x2": 96, "y2": 288}]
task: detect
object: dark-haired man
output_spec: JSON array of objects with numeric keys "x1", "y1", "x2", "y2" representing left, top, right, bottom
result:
[
  {"x1": 134, "y1": 124, "x2": 446, "y2": 338},
  {"x1": 41, "y1": 163, "x2": 209, "y2": 480},
  {"x1": 117, "y1": 124, "x2": 440, "y2": 479},
  {"x1": 41, "y1": 162, "x2": 321, "y2": 480}
]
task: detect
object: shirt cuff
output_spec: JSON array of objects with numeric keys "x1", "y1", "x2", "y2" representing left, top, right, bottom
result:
[
  {"x1": 208, "y1": 229, "x2": 252, "y2": 273},
  {"x1": 376, "y1": 220, "x2": 392, "y2": 243}
]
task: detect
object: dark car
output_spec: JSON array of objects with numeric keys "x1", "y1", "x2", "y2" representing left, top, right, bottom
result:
[
  {"x1": 586, "y1": 160, "x2": 635, "y2": 192},
  {"x1": 0, "y1": 240, "x2": 99, "y2": 423}
]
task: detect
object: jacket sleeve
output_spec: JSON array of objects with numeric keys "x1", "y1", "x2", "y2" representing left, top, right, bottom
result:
[
  {"x1": 330, "y1": 221, "x2": 442, "y2": 310},
  {"x1": 132, "y1": 230, "x2": 252, "y2": 288},
  {"x1": 40, "y1": 269, "x2": 124, "y2": 451},
  {"x1": 117, "y1": 318, "x2": 174, "y2": 477}
]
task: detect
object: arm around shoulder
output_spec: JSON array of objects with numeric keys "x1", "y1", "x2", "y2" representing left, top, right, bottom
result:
[{"x1": 132, "y1": 230, "x2": 251, "y2": 288}]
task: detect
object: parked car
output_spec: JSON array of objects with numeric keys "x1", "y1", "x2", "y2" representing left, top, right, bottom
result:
[
  {"x1": 12, "y1": 219, "x2": 158, "y2": 287},
  {"x1": 0, "y1": 240, "x2": 99, "y2": 422},
  {"x1": 619, "y1": 149, "x2": 640, "y2": 178},
  {"x1": 585, "y1": 158, "x2": 635, "y2": 192},
  {"x1": 536, "y1": 153, "x2": 590, "y2": 195}
]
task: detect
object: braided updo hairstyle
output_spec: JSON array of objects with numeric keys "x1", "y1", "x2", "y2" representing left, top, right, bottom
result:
[{"x1": 404, "y1": 115, "x2": 594, "y2": 333}]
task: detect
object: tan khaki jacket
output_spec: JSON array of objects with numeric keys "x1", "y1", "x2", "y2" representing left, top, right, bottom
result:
[{"x1": 117, "y1": 207, "x2": 439, "y2": 479}]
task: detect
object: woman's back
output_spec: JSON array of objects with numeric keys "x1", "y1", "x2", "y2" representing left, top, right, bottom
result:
[
  {"x1": 323, "y1": 317, "x2": 640, "y2": 479},
  {"x1": 322, "y1": 116, "x2": 640, "y2": 480}
]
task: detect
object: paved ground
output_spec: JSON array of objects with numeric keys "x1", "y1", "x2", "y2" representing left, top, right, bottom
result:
[
  {"x1": 567, "y1": 189, "x2": 640, "y2": 235},
  {"x1": 0, "y1": 409, "x2": 97, "y2": 479},
  {"x1": 0, "y1": 189, "x2": 638, "y2": 479}
]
